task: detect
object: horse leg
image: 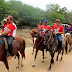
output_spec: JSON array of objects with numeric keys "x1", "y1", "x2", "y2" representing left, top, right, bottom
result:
[
  {"x1": 65, "y1": 40, "x2": 68, "y2": 54},
  {"x1": 60, "y1": 47, "x2": 64, "y2": 61},
  {"x1": 69, "y1": 44, "x2": 71, "y2": 52},
  {"x1": 16, "y1": 52, "x2": 20, "y2": 68},
  {"x1": 42, "y1": 49, "x2": 44, "y2": 63},
  {"x1": 48, "y1": 53, "x2": 54, "y2": 70},
  {"x1": 45, "y1": 50, "x2": 47, "y2": 58},
  {"x1": 60, "y1": 52, "x2": 63, "y2": 61},
  {"x1": 56, "y1": 51, "x2": 59, "y2": 61},
  {"x1": 32, "y1": 50, "x2": 38, "y2": 67},
  {"x1": 20, "y1": 51, "x2": 25, "y2": 67},
  {"x1": 3, "y1": 59, "x2": 9, "y2": 72},
  {"x1": 32, "y1": 47, "x2": 34, "y2": 54}
]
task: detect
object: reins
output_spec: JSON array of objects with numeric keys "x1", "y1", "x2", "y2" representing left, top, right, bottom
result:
[{"x1": 34, "y1": 34, "x2": 44, "y2": 50}]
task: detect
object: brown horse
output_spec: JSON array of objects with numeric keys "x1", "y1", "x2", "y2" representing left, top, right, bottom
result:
[
  {"x1": 44, "y1": 30, "x2": 64, "y2": 70},
  {"x1": 0, "y1": 35, "x2": 25, "y2": 72},
  {"x1": 31, "y1": 31, "x2": 47, "y2": 67}
]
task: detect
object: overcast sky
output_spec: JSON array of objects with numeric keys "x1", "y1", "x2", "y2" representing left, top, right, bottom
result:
[{"x1": 6, "y1": 0, "x2": 72, "y2": 11}]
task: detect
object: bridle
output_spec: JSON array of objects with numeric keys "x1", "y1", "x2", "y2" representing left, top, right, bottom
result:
[{"x1": 34, "y1": 34, "x2": 44, "y2": 49}]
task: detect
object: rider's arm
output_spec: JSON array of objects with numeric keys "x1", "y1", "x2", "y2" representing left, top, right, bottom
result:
[
  {"x1": 55, "y1": 32, "x2": 63, "y2": 34},
  {"x1": 0, "y1": 29, "x2": 12, "y2": 35}
]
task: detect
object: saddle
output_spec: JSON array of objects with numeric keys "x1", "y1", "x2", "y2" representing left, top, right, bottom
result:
[{"x1": 0, "y1": 37, "x2": 8, "y2": 50}]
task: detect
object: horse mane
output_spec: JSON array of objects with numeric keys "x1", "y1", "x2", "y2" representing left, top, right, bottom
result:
[{"x1": 65, "y1": 33, "x2": 71, "y2": 37}]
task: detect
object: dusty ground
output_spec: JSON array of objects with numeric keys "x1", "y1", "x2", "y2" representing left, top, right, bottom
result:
[
  {"x1": 0, "y1": 29, "x2": 72, "y2": 72},
  {"x1": 0, "y1": 46, "x2": 72, "y2": 72}
]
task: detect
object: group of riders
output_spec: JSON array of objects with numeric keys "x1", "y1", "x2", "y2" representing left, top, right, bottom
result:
[
  {"x1": 37, "y1": 19, "x2": 72, "y2": 53},
  {"x1": 1, "y1": 15, "x2": 72, "y2": 61}
]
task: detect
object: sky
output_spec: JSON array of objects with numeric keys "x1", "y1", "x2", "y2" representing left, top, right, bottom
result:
[{"x1": 6, "y1": 0, "x2": 72, "y2": 11}]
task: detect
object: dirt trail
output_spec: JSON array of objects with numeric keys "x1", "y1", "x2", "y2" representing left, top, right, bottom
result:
[{"x1": 0, "y1": 46, "x2": 72, "y2": 72}]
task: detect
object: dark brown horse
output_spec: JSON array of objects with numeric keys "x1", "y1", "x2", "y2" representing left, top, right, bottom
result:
[
  {"x1": 0, "y1": 35, "x2": 25, "y2": 72},
  {"x1": 44, "y1": 30, "x2": 64, "y2": 70}
]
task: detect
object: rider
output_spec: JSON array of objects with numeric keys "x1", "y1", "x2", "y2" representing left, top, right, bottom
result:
[
  {"x1": 41, "y1": 20, "x2": 51, "y2": 35},
  {"x1": 1, "y1": 18, "x2": 8, "y2": 32},
  {"x1": 0, "y1": 15, "x2": 17, "y2": 60},
  {"x1": 37, "y1": 21, "x2": 42, "y2": 33},
  {"x1": 69, "y1": 22, "x2": 72, "y2": 36},
  {"x1": 53, "y1": 19, "x2": 64, "y2": 53},
  {"x1": 69, "y1": 22, "x2": 72, "y2": 32}
]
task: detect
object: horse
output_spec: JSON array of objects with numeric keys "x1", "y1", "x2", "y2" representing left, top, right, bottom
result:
[
  {"x1": 31, "y1": 31, "x2": 47, "y2": 67},
  {"x1": 44, "y1": 30, "x2": 64, "y2": 70},
  {"x1": 61, "y1": 34, "x2": 67, "y2": 53},
  {"x1": 65, "y1": 33, "x2": 72, "y2": 52},
  {"x1": 0, "y1": 35, "x2": 25, "y2": 72}
]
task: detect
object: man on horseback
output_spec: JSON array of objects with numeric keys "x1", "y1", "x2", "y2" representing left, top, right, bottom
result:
[
  {"x1": 37, "y1": 21, "x2": 42, "y2": 33},
  {"x1": 41, "y1": 20, "x2": 51, "y2": 35},
  {"x1": 53, "y1": 19, "x2": 64, "y2": 53},
  {"x1": 1, "y1": 15, "x2": 17, "y2": 60}
]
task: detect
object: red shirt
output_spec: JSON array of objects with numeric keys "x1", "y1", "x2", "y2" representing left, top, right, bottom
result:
[
  {"x1": 37, "y1": 24, "x2": 41, "y2": 31},
  {"x1": 41, "y1": 25, "x2": 51, "y2": 34},
  {"x1": 2, "y1": 23, "x2": 16, "y2": 37},
  {"x1": 53, "y1": 25, "x2": 64, "y2": 32}
]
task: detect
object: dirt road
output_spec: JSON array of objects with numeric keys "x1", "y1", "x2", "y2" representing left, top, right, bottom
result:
[{"x1": 0, "y1": 46, "x2": 72, "y2": 72}]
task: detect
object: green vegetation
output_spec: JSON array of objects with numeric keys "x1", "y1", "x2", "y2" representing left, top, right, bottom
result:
[{"x1": 0, "y1": 0, "x2": 72, "y2": 27}]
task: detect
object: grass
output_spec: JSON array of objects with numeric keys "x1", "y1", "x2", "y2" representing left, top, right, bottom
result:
[{"x1": 16, "y1": 29, "x2": 33, "y2": 47}]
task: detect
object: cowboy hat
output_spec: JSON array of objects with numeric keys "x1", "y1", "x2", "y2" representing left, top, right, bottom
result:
[{"x1": 55, "y1": 19, "x2": 60, "y2": 22}]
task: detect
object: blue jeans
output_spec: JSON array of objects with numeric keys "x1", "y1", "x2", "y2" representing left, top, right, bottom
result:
[{"x1": 56, "y1": 34, "x2": 62, "y2": 50}]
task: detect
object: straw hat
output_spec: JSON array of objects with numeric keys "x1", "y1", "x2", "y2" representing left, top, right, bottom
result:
[
  {"x1": 55, "y1": 19, "x2": 60, "y2": 22},
  {"x1": 55, "y1": 19, "x2": 61, "y2": 24}
]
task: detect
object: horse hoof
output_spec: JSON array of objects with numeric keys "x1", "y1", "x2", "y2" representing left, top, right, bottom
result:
[
  {"x1": 21, "y1": 64, "x2": 24, "y2": 67},
  {"x1": 60, "y1": 59, "x2": 62, "y2": 61},
  {"x1": 44, "y1": 57, "x2": 46, "y2": 58},
  {"x1": 52, "y1": 63, "x2": 54, "y2": 65},
  {"x1": 42, "y1": 60, "x2": 44, "y2": 63},
  {"x1": 16, "y1": 66, "x2": 20, "y2": 68},
  {"x1": 69, "y1": 51, "x2": 70, "y2": 52},
  {"x1": 32, "y1": 64, "x2": 35, "y2": 67},
  {"x1": 56, "y1": 59, "x2": 58, "y2": 61},
  {"x1": 48, "y1": 68, "x2": 51, "y2": 71}
]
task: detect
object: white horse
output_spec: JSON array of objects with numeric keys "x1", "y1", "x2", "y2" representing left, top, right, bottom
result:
[{"x1": 61, "y1": 34, "x2": 67, "y2": 53}]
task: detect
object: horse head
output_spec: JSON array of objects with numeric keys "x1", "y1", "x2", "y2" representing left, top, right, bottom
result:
[
  {"x1": 44, "y1": 30, "x2": 58, "y2": 52},
  {"x1": 65, "y1": 33, "x2": 71, "y2": 40},
  {"x1": 30, "y1": 29, "x2": 38, "y2": 37},
  {"x1": 44, "y1": 30, "x2": 53, "y2": 46}
]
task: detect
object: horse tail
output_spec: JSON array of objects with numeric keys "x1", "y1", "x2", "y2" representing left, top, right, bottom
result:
[
  {"x1": 65, "y1": 40, "x2": 67, "y2": 53},
  {"x1": 23, "y1": 40, "x2": 25, "y2": 58}
]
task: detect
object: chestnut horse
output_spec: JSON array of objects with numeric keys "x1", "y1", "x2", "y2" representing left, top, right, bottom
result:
[
  {"x1": 0, "y1": 35, "x2": 25, "y2": 72},
  {"x1": 31, "y1": 31, "x2": 47, "y2": 67}
]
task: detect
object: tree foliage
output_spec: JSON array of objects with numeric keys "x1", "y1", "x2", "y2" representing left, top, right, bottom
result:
[{"x1": 0, "y1": 0, "x2": 72, "y2": 27}]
